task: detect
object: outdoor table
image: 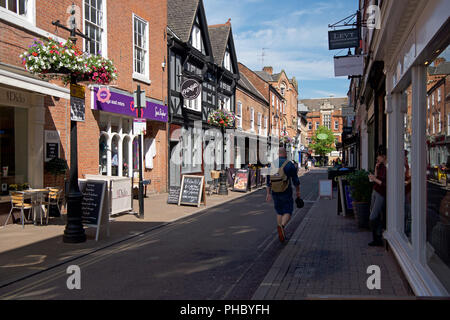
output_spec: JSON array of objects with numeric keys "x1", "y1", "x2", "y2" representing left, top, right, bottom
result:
[{"x1": 23, "y1": 189, "x2": 50, "y2": 225}]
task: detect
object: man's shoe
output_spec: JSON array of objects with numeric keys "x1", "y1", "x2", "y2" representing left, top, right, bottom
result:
[
  {"x1": 277, "y1": 225, "x2": 285, "y2": 243},
  {"x1": 368, "y1": 240, "x2": 383, "y2": 247}
]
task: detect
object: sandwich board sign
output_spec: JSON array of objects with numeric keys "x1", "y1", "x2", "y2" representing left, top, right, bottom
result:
[
  {"x1": 319, "y1": 180, "x2": 333, "y2": 199},
  {"x1": 79, "y1": 179, "x2": 108, "y2": 241},
  {"x1": 178, "y1": 175, "x2": 205, "y2": 207}
]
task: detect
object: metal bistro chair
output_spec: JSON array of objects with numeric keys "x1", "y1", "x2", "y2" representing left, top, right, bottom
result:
[
  {"x1": 43, "y1": 188, "x2": 62, "y2": 224},
  {"x1": 4, "y1": 191, "x2": 33, "y2": 228},
  {"x1": 30, "y1": 189, "x2": 50, "y2": 225}
]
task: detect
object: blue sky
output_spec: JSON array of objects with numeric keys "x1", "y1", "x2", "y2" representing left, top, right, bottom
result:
[{"x1": 203, "y1": 0, "x2": 359, "y2": 99}]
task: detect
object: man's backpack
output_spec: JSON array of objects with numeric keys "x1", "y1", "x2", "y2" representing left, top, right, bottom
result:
[{"x1": 270, "y1": 160, "x2": 290, "y2": 193}]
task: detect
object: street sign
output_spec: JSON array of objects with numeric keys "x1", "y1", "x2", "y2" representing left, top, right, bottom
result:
[
  {"x1": 133, "y1": 118, "x2": 146, "y2": 135},
  {"x1": 328, "y1": 28, "x2": 359, "y2": 50},
  {"x1": 70, "y1": 83, "x2": 85, "y2": 122},
  {"x1": 133, "y1": 90, "x2": 146, "y2": 109},
  {"x1": 181, "y1": 78, "x2": 201, "y2": 100}
]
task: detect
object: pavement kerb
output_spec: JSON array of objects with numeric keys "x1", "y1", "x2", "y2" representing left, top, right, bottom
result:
[{"x1": 0, "y1": 186, "x2": 266, "y2": 289}]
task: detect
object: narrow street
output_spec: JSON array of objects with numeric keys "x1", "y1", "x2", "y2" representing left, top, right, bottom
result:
[{"x1": 0, "y1": 171, "x2": 325, "y2": 300}]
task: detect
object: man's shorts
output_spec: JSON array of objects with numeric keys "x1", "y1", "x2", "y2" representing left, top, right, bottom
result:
[{"x1": 272, "y1": 191, "x2": 294, "y2": 215}]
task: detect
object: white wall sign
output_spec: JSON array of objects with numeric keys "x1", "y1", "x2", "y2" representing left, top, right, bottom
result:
[
  {"x1": 0, "y1": 87, "x2": 31, "y2": 108},
  {"x1": 334, "y1": 55, "x2": 364, "y2": 77},
  {"x1": 45, "y1": 130, "x2": 60, "y2": 162},
  {"x1": 319, "y1": 180, "x2": 333, "y2": 199}
]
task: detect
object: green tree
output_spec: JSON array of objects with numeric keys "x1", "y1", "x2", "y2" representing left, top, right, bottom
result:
[{"x1": 309, "y1": 126, "x2": 335, "y2": 158}]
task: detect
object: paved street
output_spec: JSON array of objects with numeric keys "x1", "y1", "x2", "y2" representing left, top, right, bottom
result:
[{"x1": 0, "y1": 170, "x2": 320, "y2": 300}]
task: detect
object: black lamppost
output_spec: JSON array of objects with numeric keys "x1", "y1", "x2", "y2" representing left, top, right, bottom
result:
[
  {"x1": 52, "y1": 7, "x2": 92, "y2": 243},
  {"x1": 218, "y1": 100, "x2": 229, "y2": 195},
  {"x1": 134, "y1": 85, "x2": 145, "y2": 219}
]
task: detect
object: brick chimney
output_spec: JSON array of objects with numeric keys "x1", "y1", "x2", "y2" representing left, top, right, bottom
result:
[{"x1": 263, "y1": 66, "x2": 273, "y2": 75}]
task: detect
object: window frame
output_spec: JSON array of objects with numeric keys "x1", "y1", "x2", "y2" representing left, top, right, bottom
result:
[
  {"x1": 83, "y1": 0, "x2": 108, "y2": 58},
  {"x1": 132, "y1": 13, "x2": 150, "y2": 84}
]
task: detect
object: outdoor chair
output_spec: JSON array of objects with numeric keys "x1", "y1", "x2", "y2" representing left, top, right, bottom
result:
[
  {"x1": 3, "y1": 191, "x2": 33, "y2": 228},
  {"x1": 43, "y1": 188, "x2": 62, "y2": 223}
]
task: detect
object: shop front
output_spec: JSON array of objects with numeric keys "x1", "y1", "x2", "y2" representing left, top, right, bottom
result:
[
  {"x1": 91, "y1": 86, "x2": 168, "y2": 188},
  {"x1": 382, "y1": 0, "x2": 450, "y2": 296}
]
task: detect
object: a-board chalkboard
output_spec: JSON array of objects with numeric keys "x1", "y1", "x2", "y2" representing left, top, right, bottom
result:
[
  {"x1": 233, "y1": 169, "x2": 249, "y2": 192},
  {"x1": 178, "y1": 175, "x2": 204, "y2": 207},
  {"x1": 167, "y1": 186, "x2": 181, "y2": 204},
  {"x1": 319, "y1": 180, "x2": 333, "y2": 199},
  {"x1": 79, "y1": 180, "x2": 107, "y2": 227}
]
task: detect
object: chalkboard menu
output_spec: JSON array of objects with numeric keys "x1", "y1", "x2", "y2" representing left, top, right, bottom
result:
[
  {"x1": 167, "y1": 186, "x2": 181, "y2": 204},
  {"x1": 46, "y1": 143, "x2": 59, "y2": 160},
  {"x1": 233, "y1": 169, "x2": 249, "y2": 192},
  {"x1": 179, "y1": 175, "x2": 204, "y2": 207},
  {"x1": 79, "y1": 180, "x2": 107, "y2": 226}
]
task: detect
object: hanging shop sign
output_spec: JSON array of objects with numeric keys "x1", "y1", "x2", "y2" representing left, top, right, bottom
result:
[
  {"x1": 328, "y1": 28, "x2": 359, "y2": 50},
  {"x1": 93, "y1": 87, "x2": 168, "y2": 122},
  {"x1": 180, "y1": 78, "x2": 201, "y2": 100},
  {"x1": 70, "y1": 83, "x2": 85, "y2": 122},
  {"x1": 334, "y1": 55, "x2": 364, "y2": 77}
]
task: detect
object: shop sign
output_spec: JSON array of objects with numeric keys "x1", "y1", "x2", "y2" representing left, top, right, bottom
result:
[
  {"x1": 0, "y1": 87, "x2": 31, "y2": 108},
  {"x1": 45, "y1": 130, "x2": 60, "y2": 162},
  {"x1": 93, "y1": 87, "x2": 168, "y2": 123},
  {"x1": 180, "y1": 79, "x2": 201, "y2": 100},
  {"x1": 334, "y1": 55, "x2": 364, "y2": 77},
  {"x1": 133, "y1": 118, "x2": 146, "y2": 135},
  {"x1": 70, "y1": 84, "x2": 85, "y2": 122},
  {"x1": 328, "y1": 28, "x2": 359, "y2": 50}
]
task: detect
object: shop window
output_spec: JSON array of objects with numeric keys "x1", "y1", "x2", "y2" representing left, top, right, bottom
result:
[
  {"x1": 111, "y1": 135, "x2": 119, "y2": 176},
  {"x1": 404, "y1": 85, "x2": 412, "y2": 242},
  {"x1": 425, "y1": 45, "x2": 450, "y2": 292},
  {"x1": 99, "y1": 134, "x2": 107, "y2": 175},
  {"x1": 0, "y1": 107, "x2": 28, "y2": 188},
  {"x1": 122, "y1": 136, "x2": 130, "y2": 177},
  {"x1": 133, "y1": 136, "x2": 139, "y2": 173}
]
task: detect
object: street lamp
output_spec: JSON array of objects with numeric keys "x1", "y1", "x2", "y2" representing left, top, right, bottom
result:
[
  {"x1": 51, "y1": 7, "x2": 93, "y2": 243},
  {"x1": 218, "y1": 100, "x2": 228, "y2": 195}
]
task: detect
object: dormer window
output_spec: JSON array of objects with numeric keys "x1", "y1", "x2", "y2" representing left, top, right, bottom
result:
[
  {"x1": 191, "y1": 25, "x2": 202, "y2": 52},
  {"x1": 224, "y1": 47, "x2": 232, "y2": 72}
]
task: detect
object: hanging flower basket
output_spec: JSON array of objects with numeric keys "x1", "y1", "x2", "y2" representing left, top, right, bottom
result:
[
  {"x1": 207, "y1": 109, "x2": 235, "y2": 128},
  {"x1": 20, "y1": 37, "x2": 117, "y2": 85}
]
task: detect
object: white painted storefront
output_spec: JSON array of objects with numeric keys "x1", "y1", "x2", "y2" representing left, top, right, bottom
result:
[{"x1": 375, "y1": 0, "x2": 450, "y2": 296}]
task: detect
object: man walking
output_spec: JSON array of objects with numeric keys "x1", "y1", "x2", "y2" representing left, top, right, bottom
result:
[{"x1": 266, "y1": 147, "x2": 301, "y2": 243}]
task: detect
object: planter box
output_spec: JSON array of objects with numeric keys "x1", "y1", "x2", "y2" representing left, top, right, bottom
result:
[{"x1": 353, "y1": 202, "x2": 370, "y2": 229}]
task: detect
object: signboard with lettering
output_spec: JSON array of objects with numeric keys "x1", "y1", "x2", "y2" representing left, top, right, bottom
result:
[
  {"x1": 0, "y1": 87, "x2": 31, "y2": 108},
  {"x1": 79, "y1": 179, "x2": 107, "y2": 241},
  {"x1": 44, "y1": 130, "x2": 60, "y2": 162},
  {"x1": 180, "y1": 79, "x2": 201, "y2": 100},
  {"x1": 233, "y1": 169, "x2": 249, "y2": 192},
  {"x1": 328, "y1": 28, "x2": 360, "y2": 50},
  {"x1": 70, "y1": 96, "x2": 85, "y2": 121},
  {"x1": 319, "y1": 180, "x2": 333, "y2": 199},
  {"x1": 178, "y1": 175, "x2": 204, "y2": 207},
  {"x1": 93, "y1": 87, "x2": 168, "y2": 122},
  {"x1": 334, "y1": 55, "x2": 364, "y2": 77},
  {"x1": 167, "y1": 186, "x2": 181, "y2": 204},
  {"x1": 133, "y1": 118, "x2": 146, "y2": 135}
]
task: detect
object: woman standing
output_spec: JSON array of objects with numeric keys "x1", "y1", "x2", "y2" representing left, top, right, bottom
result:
[{"x1": 368, "y1": 149, "x2": 387, "y2": 247}]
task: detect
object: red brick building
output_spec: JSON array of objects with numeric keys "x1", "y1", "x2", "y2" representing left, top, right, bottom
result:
[
  {"x1": 300, "y1": 97, "x2": 346, "y2": 159},
  {"x1": 0, "y1": 0, "x2": 168, "y2": 223}
]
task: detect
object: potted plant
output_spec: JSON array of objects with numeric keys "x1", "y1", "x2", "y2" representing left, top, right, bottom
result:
[
  {"x1": 207, "y1": 109, "x2": 235, "y2": 128},
  {"x1": 347, "y1": 170, "x2": 373, "y2": 228}
]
